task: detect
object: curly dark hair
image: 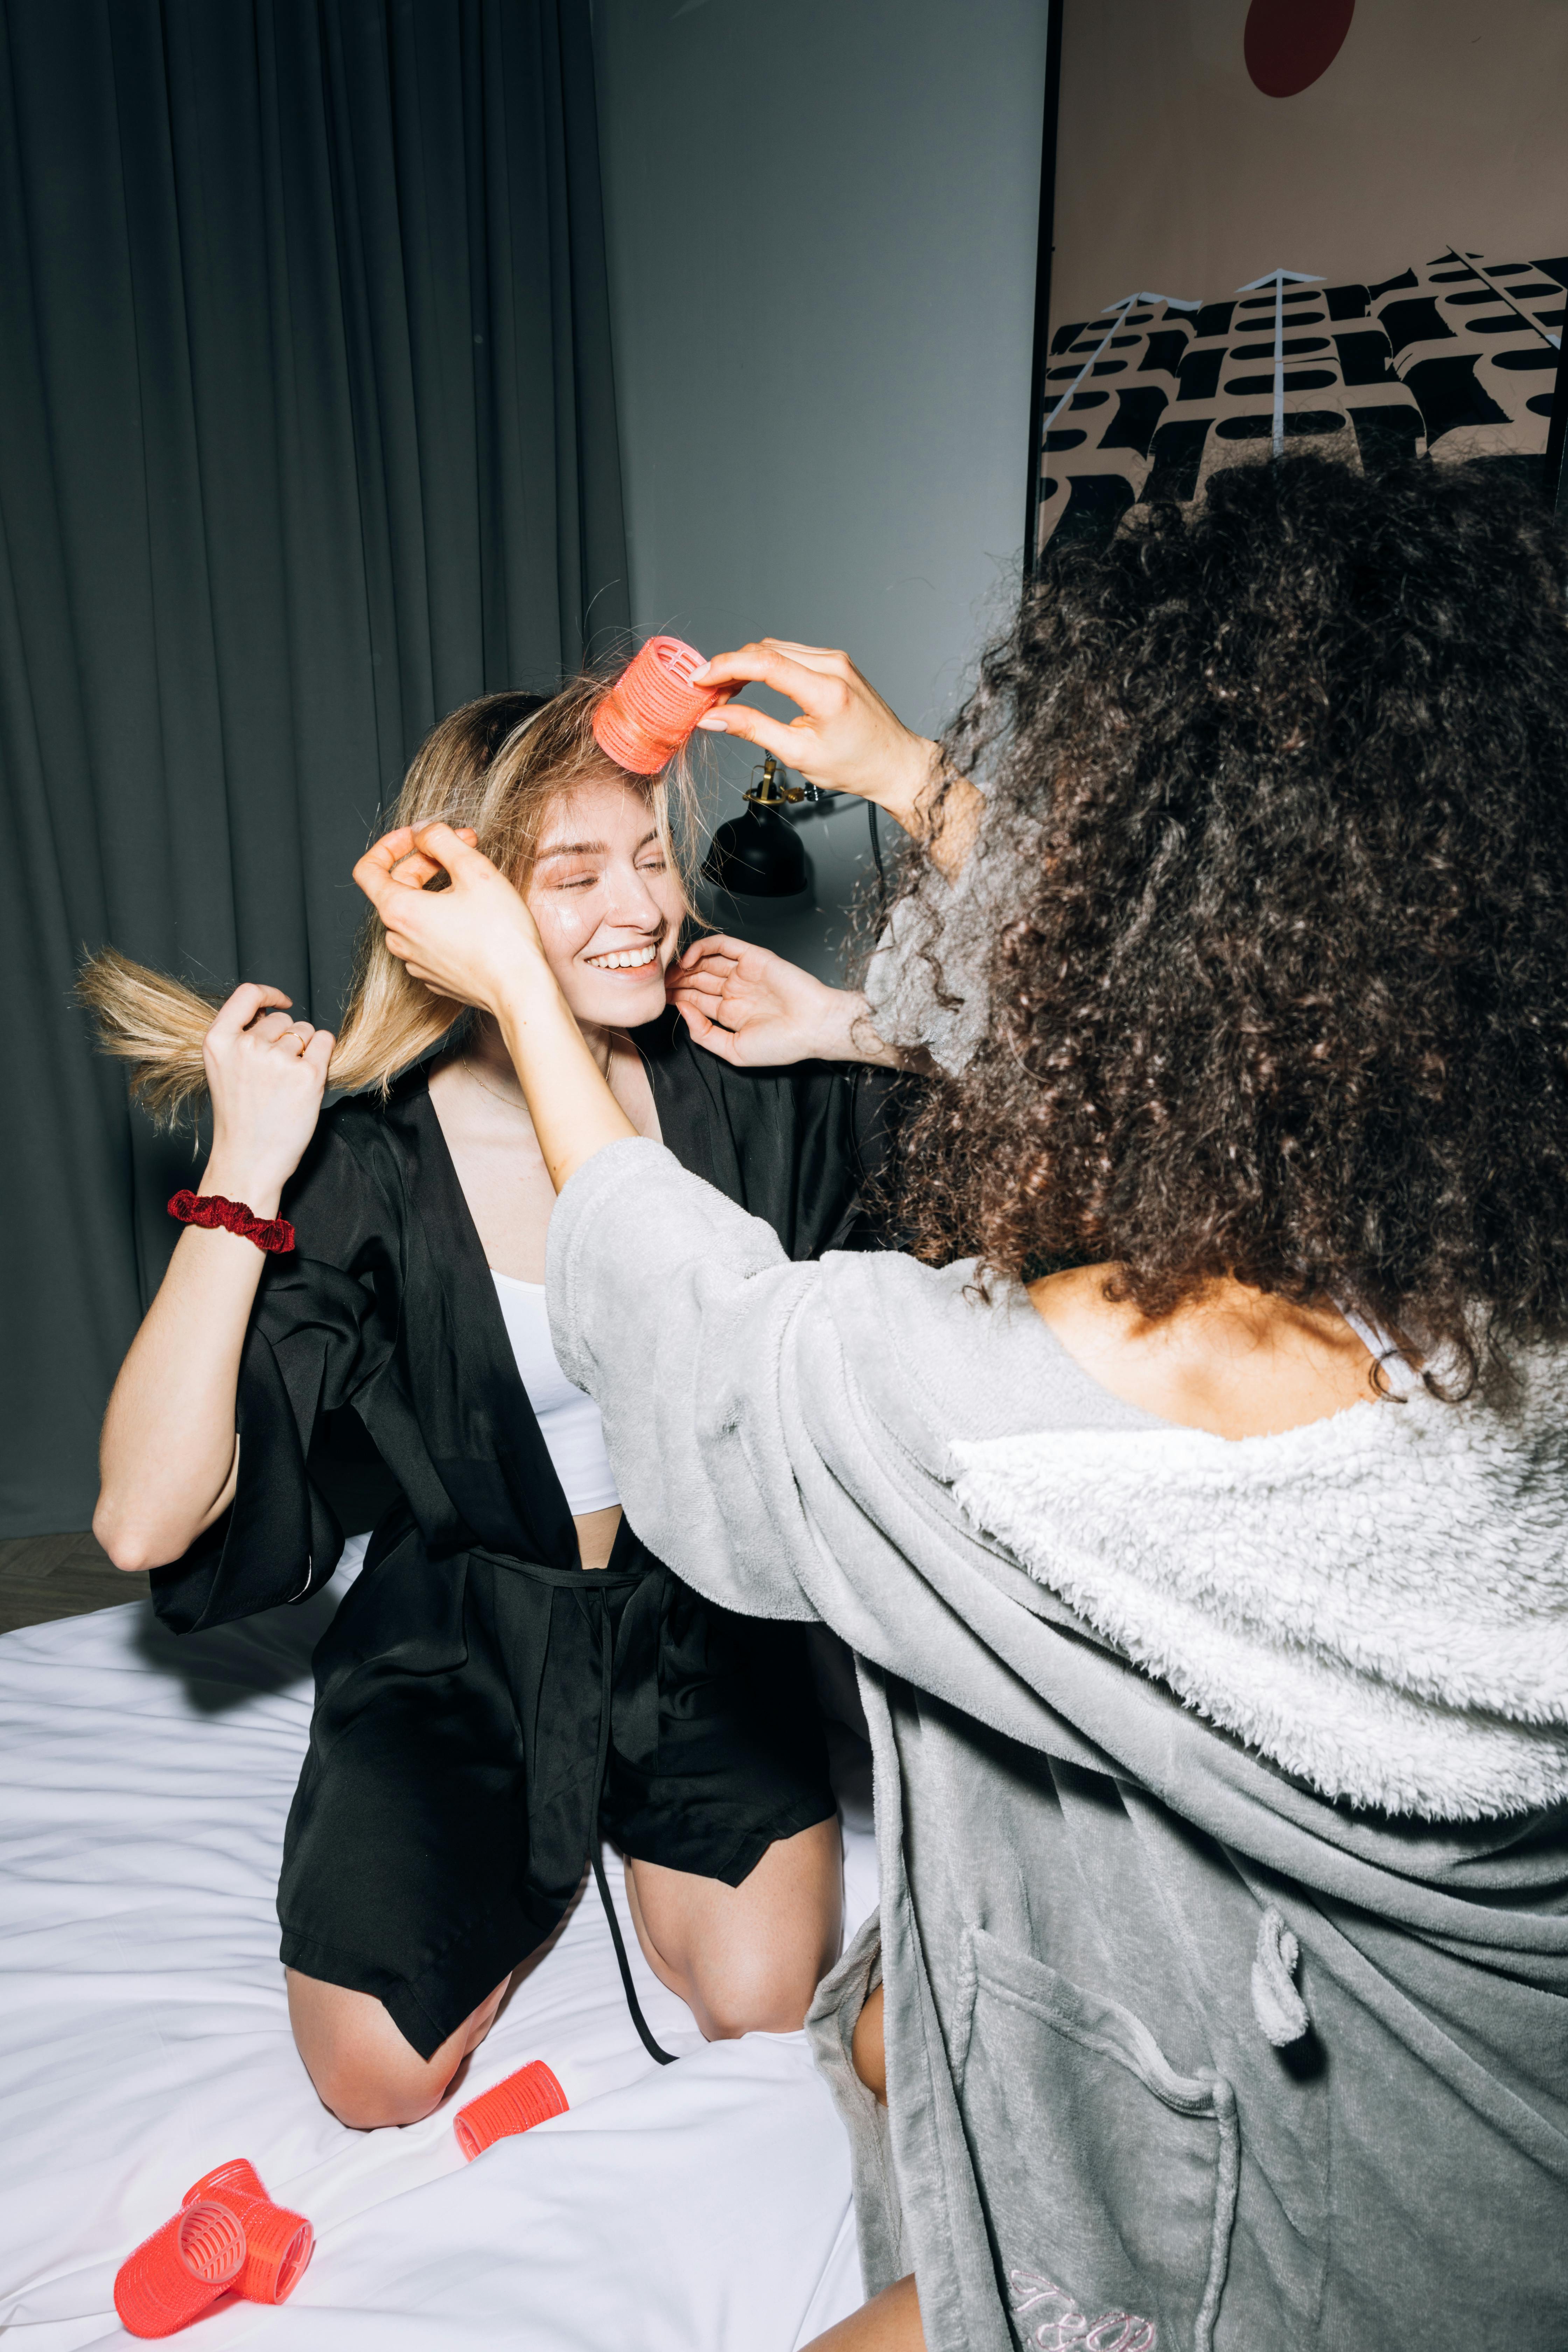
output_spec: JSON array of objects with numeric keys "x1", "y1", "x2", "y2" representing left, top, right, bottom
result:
[{"x1": 893, "y1": 452, "x2": 1568, "y2": 1394}]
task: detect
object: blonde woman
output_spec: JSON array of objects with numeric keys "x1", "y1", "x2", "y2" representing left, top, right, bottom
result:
[{"x1": 86, "y1": 679, "x2": 878, "y2": 2128}]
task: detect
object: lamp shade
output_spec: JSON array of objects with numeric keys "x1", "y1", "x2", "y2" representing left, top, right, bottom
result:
[{"x1": 702, "y1": 801, "x2": 810, "y2": 897}]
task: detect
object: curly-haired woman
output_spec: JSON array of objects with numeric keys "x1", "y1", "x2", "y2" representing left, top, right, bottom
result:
[{"x1": 356, "y1": 457, "x2": 1568, "y2": 2349}]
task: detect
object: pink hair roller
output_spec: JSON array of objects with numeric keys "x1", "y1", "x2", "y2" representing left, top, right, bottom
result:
[
  {"x1": 113, "y1": 2199, "x2": 245, "y2": 2339},
  {"x1": 454, "y1": 2058, "x2": 569, "y2": 2159},
  {"x1": 182, "y1": 2158, "x2": 314, "y2": 2306},
  {"x1": 592, "y1": 637, "x2": 735, "y2": 775}
]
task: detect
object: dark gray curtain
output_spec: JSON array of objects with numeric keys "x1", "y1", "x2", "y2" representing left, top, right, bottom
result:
[{"x1": 0, "y1": 0, "x2": 628, "y2": 1534}]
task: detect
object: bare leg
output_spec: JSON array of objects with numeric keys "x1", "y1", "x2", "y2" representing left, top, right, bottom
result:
[
  {"x1": 852, "y1": 1980, "x2": 886, "y2": 2102},
  {"x1": 623, "y1": 1816, "x2": 842, "y2": 2038},
  {"x1": 803, "y1": 2275, "x2": 924, "y2": 2350},
  {"x1": 286, "y1": 1968, "x2": 509, "y2": 2129}
]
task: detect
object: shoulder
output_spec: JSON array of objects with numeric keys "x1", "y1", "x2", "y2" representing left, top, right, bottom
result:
[
  {"x1": 796, "y1": 1249, "x2": 1160, "y2": 1453},
  {"x1": 282, "y1": 1065, "x2": 432, "y2": 1236},
  {"x1": 320, "y1": 1058, "x2": 435, "y2": 1161},
  {"x1": 633, "y1": 1006, "x2": 872, "y2": 1254},
  {"x1": 305, "y1": 1091, "x2": 399, "y2": 1188}
]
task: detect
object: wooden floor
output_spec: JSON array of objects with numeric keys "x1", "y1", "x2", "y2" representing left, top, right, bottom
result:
[{"x1": 0, "y1": 1530, "x2": 147, "y2": 1634}]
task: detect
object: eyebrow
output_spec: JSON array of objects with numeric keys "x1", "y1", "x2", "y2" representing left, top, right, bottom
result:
[{"x1": 536, "y1": 828, "x2": 660, "y2": 860}]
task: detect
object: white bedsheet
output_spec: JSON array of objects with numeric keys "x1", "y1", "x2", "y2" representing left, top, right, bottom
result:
[{"x1": 0, "y1": 1552, "x2": 876, "y2": 2349}]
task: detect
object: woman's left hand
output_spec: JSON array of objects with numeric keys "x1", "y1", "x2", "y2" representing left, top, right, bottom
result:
[
  {"x1": 352, "y1": 824, "x2": 549, "y2": 1015},
  {"x1": 669, "y1": 935, "x2": 897, "y2": 1068}
]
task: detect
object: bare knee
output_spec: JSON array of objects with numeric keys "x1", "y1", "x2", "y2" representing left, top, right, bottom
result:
[
  {"x1": 309, "y1": 2049, "x2": 447, "y2": 2131},
  {"x1": 626, "y1": 1820, "x2": 842, "y2": 2042},
  {"x1": 688, "y1": 1944, "x2": 823, "y2": 2040},
  {"x1": 287, "y1": 1969, "x2": 505, "y2": 2131}
]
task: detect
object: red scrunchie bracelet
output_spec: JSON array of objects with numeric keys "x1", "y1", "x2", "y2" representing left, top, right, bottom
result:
[{"x1": 168, "y1": 1190, "x2": 296, "y2": 1254}]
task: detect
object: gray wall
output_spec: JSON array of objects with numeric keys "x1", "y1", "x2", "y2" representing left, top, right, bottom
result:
[{"x1": 592, "y1": 0, "x2": 1050, "y2": 976}]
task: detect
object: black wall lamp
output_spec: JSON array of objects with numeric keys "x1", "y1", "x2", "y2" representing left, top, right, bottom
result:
[
  {"x1": 702, "y1": 752, "x2": 888, "y2": 906},
  {"x1": 702, "y1": 754, "x2": 816, "y2": 897}
]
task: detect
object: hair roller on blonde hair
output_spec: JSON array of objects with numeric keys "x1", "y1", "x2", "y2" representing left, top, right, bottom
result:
[{"x1": 78, "y1": 674, "x2": 699, "y2": 1127}]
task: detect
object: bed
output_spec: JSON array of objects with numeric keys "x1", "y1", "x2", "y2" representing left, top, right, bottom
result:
[{"x1": 0, "y1": 1541, "x2": 875, "y2": 2348}]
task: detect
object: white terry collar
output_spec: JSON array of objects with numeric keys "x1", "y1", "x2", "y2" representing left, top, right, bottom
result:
[{"x1": 950, "y1": 1363, "x2": 1568, "y2": 1822}]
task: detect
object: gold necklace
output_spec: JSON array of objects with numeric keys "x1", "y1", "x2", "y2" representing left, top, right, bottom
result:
[
  {"x1": 460, "y1": 1055, "x2": 534, "y2": 1119},
  {"x1": 460, "y1": 1041, "x2": 620, "y2": 1119}
]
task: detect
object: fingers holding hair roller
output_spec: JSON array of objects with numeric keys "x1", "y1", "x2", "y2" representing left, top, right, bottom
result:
[
  {"x1": 592, "y1": 636, "x2": 736, "y2": 773},
  {"x1": 691, "y1": 639, "x2": 982, "y2": 876},
  {"x1": 690, "y1": 640, "x2": 937, "y2": 822}
]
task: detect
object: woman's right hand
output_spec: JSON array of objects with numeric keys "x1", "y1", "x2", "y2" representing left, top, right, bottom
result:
[
  {"x1": 690, "y1": 640, "x2": 981, "y2": 875},
  {"x1": 94, "y1": 980, "x2": 334, "y2": 1572},
  {"x1": 690, "y1": 641, "x2": 937, "y2": 829},
  {"x1": 201, "y1": 983, "x2": 335, "y2": 1212}
]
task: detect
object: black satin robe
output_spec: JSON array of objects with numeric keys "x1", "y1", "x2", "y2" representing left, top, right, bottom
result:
[{"x1": 151, "y1": 1009, "x2": 891, "y2": 1634}]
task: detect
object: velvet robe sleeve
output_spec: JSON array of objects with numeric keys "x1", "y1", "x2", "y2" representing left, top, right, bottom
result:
[{"x1": 149, "y1": 1118, "x2": 404, "y2": 1634}]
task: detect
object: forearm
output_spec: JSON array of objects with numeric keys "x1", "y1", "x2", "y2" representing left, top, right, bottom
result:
[
  {"x1": 94, "y1": 1158, "x2": 277, "y2": 1568},
  {"x1": 870, "y1": 744, "x2": 983, "y2": 881},
  {"x1": 548, "y1": 1139, "x2": 817, "y2": 1622},
  {"x1": 493, "y1": 966, "x2": 637, "y2": 1193}
]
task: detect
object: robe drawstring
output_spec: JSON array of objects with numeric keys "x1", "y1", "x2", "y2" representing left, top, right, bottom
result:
[
  {"x1": 589, "y1": 1594, "x2": 677, "y2": 2065},
  {"x1": 1250, "y1": 1906, "x2": 1310, "y2": 2046}
]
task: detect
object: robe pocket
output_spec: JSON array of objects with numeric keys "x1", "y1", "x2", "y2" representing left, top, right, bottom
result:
[{"x1": 955, "y1": 1924, "x2": 1238, "y2": 2352}]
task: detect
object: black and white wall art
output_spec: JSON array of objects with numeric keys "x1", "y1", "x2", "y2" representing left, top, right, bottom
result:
[{"x1": 1032, "y1": 3, "x2": 1568, "y2": 553}]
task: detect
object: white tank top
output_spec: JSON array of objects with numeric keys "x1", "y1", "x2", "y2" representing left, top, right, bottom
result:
[{"x1": 490, "y1": 1271, "x2": 621, "y2": 1514}]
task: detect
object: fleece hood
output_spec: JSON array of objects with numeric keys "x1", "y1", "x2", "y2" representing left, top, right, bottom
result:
[{"x1": 950, "y1": 1356, "x2": 1568, "y2": 1821}]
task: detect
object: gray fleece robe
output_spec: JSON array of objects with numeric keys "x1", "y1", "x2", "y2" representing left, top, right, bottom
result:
[{"x1": 548, "y1": 1141, "x2": 1568, "y2": 2352}]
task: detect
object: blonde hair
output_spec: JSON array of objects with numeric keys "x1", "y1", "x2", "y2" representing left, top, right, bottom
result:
[{"x1": 79, "y1": 675, "x2": 697, "y2": 1126}]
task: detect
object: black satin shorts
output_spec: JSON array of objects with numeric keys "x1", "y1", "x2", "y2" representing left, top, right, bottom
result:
[{"x1": 276, "y1": 1528, "x2": 835, "y2": 2059}]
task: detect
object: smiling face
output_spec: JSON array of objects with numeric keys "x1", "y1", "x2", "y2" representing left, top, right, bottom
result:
[{"x1": 523, "y1": 774, "x2": 685, "y2": 1031}]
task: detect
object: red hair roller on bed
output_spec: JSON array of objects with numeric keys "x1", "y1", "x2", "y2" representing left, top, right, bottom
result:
[
  {"x1": 454, "y1": 2058, "x2": 569, "y2": 2159},
  {"x1": 182, "y1": 2159, "x2": 314, "y2": 2306},
  {"x1": 592, "y1": 637, "x2": 735, "y2": 775},
  {"x1": 113, "y1": 2200, "x2": 245, "y2": 2339}
]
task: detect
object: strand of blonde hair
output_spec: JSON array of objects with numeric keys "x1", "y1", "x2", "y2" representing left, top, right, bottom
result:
[{"x1": 77, "y1": 676, "x2": 699, "y2": 1127}]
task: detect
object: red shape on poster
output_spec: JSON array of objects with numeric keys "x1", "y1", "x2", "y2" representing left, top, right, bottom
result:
[{"x1": 1244, "y1": 0, "x2": 1354, "y2": 97}]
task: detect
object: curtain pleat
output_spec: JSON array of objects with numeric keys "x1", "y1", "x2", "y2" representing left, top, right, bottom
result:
[{"x1": 0, "y1": 0, "x2": 627, "y2": 1532}]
